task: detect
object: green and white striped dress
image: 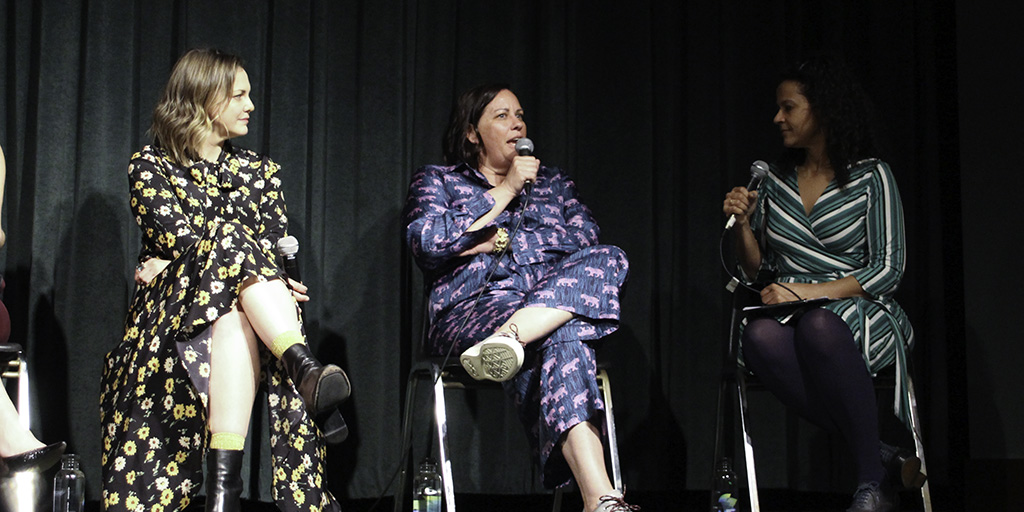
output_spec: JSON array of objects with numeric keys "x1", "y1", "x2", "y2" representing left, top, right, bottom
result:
[{"x1": 747, "y1": 158, "x2": 915, "y2": 424}]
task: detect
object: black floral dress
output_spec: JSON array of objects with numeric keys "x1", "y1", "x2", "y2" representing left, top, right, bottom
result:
[{"x1": 100, "y1": 143, "x2": 340, "y2": 512}]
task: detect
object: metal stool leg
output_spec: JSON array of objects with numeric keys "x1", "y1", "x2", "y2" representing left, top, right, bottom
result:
[
  {"x1": 906, "y1": 375, "x2": 932, "y2": 512},
  {"x1": 597, "y1": 369, "x2": 622, "y2": 491},
  {"x1": 737, "y1": 374, "x2": 761, "y2": 512},
  {"x1": 395, "y1": 364, "x2": 426, "y2": 512},
  {"x1": 432, "y1": 364, "x2": 456, "y2": 512}
]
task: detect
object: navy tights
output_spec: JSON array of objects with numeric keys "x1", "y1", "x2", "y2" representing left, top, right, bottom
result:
[{"x1": 742, "y1": 308, "x2": 884, "y2": 485}]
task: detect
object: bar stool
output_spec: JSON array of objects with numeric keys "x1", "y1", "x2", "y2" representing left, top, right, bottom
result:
[
  {"x1": 711, "y1": 288, "x2": 932, "y2": 512},
  {"x1": 394, "y1": 356, "x2": 622, "y2": 512}
]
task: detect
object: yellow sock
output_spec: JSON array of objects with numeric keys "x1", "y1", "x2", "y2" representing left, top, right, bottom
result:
[
  {"x1": 209, "y1": 432, "x2": 245, "y2": 451},
  {"x1": 270, "y1": 330, "x2": 304, "y2": 358}
]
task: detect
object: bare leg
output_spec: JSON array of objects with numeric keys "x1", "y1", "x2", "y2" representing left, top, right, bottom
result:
[
  {"x1": 0, "y1": 390, "x2": 43, "y2": 457},
  {"x1": 236, "y1": 278, "x2": 301, "y2": 345},
  {"x1": 207, "y1": 306, "x2": 261, "y2": 436},
  {"x1": 495, "y1": 307, "x2": 574, "y2": 345},
  {"x1": 561, "y1": 421, "x2": 615, "y2": 512}
]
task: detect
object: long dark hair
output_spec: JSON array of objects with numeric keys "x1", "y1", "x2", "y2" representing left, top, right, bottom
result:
[
  {"x1": 442, "y1": 83, "x2": 511, "y2": 166},
  {"x1": 777, "y1": 55, "x2": 878, "y2": 185}
]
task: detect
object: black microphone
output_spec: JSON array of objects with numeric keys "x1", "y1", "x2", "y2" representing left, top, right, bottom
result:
[
  {"x1": 515, "y1": 137, "x2": 535, "y2": 195},
  {"x1": 276, "y1": 235, "x2": 302, "y2": 283},
  {"x1": 724, "y1": 160, "x2": 770, "y2": 230}
]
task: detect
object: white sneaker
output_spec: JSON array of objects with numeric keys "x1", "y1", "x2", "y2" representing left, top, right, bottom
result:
[{"x1": 459, "y1": 332, "x2": 525, "y2": 382}]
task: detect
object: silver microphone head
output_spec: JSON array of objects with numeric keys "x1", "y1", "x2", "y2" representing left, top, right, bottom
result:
[
  {"x1": 751, "y1": 160, "x2": 769, "y2": 178},
  {"x1": 276, "y1": 235, "x2": 299, "y2": 257},
  {"x1": 515, "y1": 137, "x2": 534, "y2": 156}
]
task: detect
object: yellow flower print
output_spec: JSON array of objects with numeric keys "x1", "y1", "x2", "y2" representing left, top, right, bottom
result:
[
  {"x1": 218, "y1": 266, "x2": 229, "y2": 279},
  {"x1": 159, "y1": 189, "x2": 173, "y2": 198},
  {"x1": 197, "y1": 290, "x2": 211, "y2": 306},
  {"x1": 185, "y1": 404, "x2": 197, "y2": 418},
  {"x1": 293, "y1": 489, "x2": 305, "y2": 505},
  {"x1": 124, "y1": 440, "x2": 137, "y2": 456},
  {"x1": 126, "y1": 471, "x2": 136, "y2": 484},
  {"x1": 138, "y1": 426, "x2": 150, "y2": 440},
  {"x1": 165, "y1": 378, "x2": 175, "y2": 393},
  {"x1": 290, "y1": 397, "x2": 303, "y2": 410},
  {"x1": 191, "y1": 169, "x2": 202, "y2": 181},
  {"x1": 138, "y1": 205, "x2": 148, "y2": 215},
  {"x1": 126, "y1": 495, "x2": 140, "y2": 509},
  {"x1": 293, "y1": 437, "x2": 305, "y2": 451},
  {"x1": 228, "y1": 263, "x2": 241, "y2": 277},
  {"x1": 267, "y1": 190, "x2": 279, "y2": 200},
  {"x1": 173, "y1": 404, "x2": 185, "y2": 419},
  {"x1": 142, "y1": 188, "x2": 156, "y2": 198},
  {"x1": 151, "y1": 504, "x2": 164, "y2": 512},
  {"x1": 275, "y1": 467, "x2": 287, "y2": 482},
  {"x1": 147, "y1": 357, "x2": 159, "y2": 371},
  {"x1": 177, "y1": 188, "x2": 187, "y2": 199},
  {"x1": 135, "y1": 384, "x2": 146, "y2": 396},
  {"x1": 166, "y1": 462, "x2": 179, "y2": 476},
  {"x1": 106, "y1": 491, "x2": 119, "y2": 507}
]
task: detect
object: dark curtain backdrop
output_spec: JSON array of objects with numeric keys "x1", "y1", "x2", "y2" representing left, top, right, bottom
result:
[{"x1": 0, "y1": 0, "x2": 963, "y2": 505}]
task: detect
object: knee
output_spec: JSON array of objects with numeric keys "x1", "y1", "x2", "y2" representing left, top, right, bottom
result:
[
  {"x1": 793, "y1": 308, "x2": 853, "y2": 355},
  {"x1": 740, "y1": 318, "x2": 784, "y2": 361}
]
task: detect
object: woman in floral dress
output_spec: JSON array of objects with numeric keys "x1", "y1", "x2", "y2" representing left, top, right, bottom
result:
[{"x1": 100, "y1": 48, "x2": 348, "y2": 512}]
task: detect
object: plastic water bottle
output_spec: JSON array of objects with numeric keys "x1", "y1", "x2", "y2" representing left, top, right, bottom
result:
[
  {"x1": 412, "y1": 458, "x2": 441, "y2": 512},
  {"x1": 53, "y1": 454, "x2": 86, "y2": 512},
  {"x1": 713, "y1": 457, "x2": 738, "y2": 512}
]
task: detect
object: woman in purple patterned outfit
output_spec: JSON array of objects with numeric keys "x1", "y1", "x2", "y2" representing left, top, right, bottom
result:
[{"x1": 403, "y1": 84, "x2": 637, "y2": 512}]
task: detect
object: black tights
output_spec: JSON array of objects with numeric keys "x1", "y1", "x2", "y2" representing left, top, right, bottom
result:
[{"x1": 742, "y1": 308, "x2": 884, "y2": 484}]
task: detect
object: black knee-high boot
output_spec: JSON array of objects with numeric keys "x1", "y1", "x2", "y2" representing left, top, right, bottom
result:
[
  {"x1": 205, "y1": 449, "x2": 243, "y2": 512},
  {"x1": 280, "y1": 344, "x2": 351, "y2": 415}
]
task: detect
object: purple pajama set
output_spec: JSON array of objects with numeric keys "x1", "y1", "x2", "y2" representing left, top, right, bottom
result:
[{"x1": 403, "y1": 163, "x2": 628, "y2": 488}]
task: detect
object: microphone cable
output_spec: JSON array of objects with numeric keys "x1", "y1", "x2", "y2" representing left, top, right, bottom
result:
[
  {"x1": 365, "y1": 185, "x2": 534, "y2": 512},
  {"x1": 719, "y1": 218, "x2": 802, "y2": 301}
]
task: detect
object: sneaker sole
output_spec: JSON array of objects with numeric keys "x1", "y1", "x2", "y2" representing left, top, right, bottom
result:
[{"x1": 461, "y1": 342, "x2": 521, "y2": 382}]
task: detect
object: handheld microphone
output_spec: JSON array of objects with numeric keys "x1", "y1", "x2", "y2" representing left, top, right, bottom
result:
[
  {"x1": 724, "y1": 160, "x2": 769, "y2": 230},
  {"x1": 276, "y1": 235, "x2": 302, "y2": 283},
  {"x1": 515, "y1": 137, "x2": 535, "y2": 195}
]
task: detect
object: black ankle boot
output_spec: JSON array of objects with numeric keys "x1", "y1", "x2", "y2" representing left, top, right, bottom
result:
[
  {"x1": 205, "y1": 449, "x2": 243, "y2": 512},
  {"x1": 280, "y1": 344, "x2": 351, "y2": 417}
]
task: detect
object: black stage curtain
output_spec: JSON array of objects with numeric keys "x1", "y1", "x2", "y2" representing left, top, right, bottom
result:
[{"x1": 0, "y1": 0, "x2": 963, "y2": 504}]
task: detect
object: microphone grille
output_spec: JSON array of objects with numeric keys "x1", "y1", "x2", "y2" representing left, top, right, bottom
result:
[
  {"x1": 515, "y1": 137, "x2": 534, "y2": 156},
  {"x1": 750, "y1": 160, "x2": 769, "y2": 178},
  {"x1": 276, "y1": 235, "x2": 299, "y2": 257}
]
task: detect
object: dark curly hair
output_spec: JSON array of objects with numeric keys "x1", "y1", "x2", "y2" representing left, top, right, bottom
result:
[
  {"x1": 442, "y1": 83, "x2": 511, "y2": 166},
  {"x1": 776, "y1": 55, "x2": 879, "y2": 186}
]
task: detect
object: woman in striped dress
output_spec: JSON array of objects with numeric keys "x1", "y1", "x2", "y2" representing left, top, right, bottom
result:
[{"x1": 723, "y1": 56, "x2": 920, "y2": 512}]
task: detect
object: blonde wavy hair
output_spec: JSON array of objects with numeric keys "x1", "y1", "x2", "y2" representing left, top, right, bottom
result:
[{"x1": 150, "y1": 48, "x2": 244, "y2": 166}]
